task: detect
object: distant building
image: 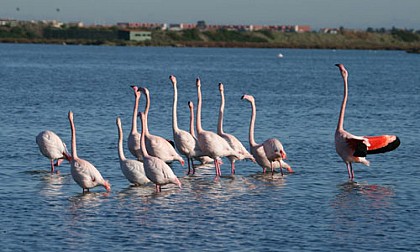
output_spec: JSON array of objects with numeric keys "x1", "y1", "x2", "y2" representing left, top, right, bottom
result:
[
  {"x1": 0, "y1": 19, "x2": 18, "y2": 27},
  {"x1": 196, "y1": 20, "x2": 207, "y2": 30},
  {"x1": 119, "y1": 30, "x2": 152, "y2": 41},
  {"x1": 117, "y1": 22, "x2": 166, "y2": 30},
  {"x1": 168, "y1": 23, "x2": 196, "y2": 31},
  {"x1": 320, "y1": 28, "x2": 339, "y2": 34}
]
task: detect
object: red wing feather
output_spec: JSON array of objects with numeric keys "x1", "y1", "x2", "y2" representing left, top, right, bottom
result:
[{"x1": 365, "y1": 135, "x2": 400, "y2": 154}]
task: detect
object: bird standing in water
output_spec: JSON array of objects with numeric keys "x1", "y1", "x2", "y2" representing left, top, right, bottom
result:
[{"x1": 334, "y1": 64, "x2": 400, "y2": 180}]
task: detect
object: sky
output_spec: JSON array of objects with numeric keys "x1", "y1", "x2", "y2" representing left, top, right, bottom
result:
[{"x1": 1, "y1": 0, "x2": 420, "y2": 30}]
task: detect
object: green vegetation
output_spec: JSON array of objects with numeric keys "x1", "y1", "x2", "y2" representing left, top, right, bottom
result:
[{"x1": 1, "y1": 21, "x2": 420, "y2": 52}]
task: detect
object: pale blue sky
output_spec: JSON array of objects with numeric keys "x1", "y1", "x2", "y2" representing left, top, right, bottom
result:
[{"x1": 1, "y1": 0, "x2": 419, "y2": 30}]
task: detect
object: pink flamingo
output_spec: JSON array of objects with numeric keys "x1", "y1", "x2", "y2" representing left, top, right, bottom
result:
[
  {"x1": 139, "y1": 111, "x2": 182, "y2": 192},
  {"x1": 170, "y1": 75, "x2": 206, "y2": 175},
  {"x1": 195, "y1": 78, "x2": 238, "y2": 177},
  {"x1": 116, "y1": 117, "x2": 150, "y2": 186},
  {"x1": 68, "y1": 111, "x2": 111, "y2": 193},
  {"x1": 335, "y1": 64, "x2": 400, "y2": 180},
  {"x1": 241, "y1": 94, "x2": 293, "y2": 175},
  {"x1": 187, "y1": 101, "x2": 213, "y2": 167},
  {"x1": 36, "y1": 130, "x2": 71, "y2": 173},
  {"x1": 217, "y1": 83, "x2": 255, "y2": 174},
  {"x1": 139, "y1": 86, "x2": 184, "y2": 165},
  {"x1": 127, "y1": 85, "x2": 143, "y2": 161}
]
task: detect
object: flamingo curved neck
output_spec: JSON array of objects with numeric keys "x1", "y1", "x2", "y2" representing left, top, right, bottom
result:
[
  {"x1": 217, "y1": 90, "x2": 225, "y2": 135},
  {"x1": 337, "y1": 74, "x2": 348, "y2": 131},
  {"x1": 117, "y1": 123, "x2": 126, "y2": 160},
  {"x1": 144, "y1": 91, "x2": 150, "y2": 118},
  {"x1": 196, "y1": 85, "x2": 204, "y2": 133},
  {"x1": 249, "y1": 100, "x2": 257, "y2": 147},
  {"x1": 131, "y1": 94, "x2": 140, "y2": 134},
  {"x1": 139, "y1": 114, "x2": 150, "y2": 158},
  {"x1": 70, "y1": 117, "x2": 78, "y2": 159},
  {"x1": 172, "y1": 84, "x2": 179, "y2": 131},
  {"x1": 189, "y1": 105, "x2": 195, "y2": 137}
]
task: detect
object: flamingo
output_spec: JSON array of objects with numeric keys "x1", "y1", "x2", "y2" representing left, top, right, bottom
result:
[
  {"x1": 127, "y1": 85, "x2": 143, "y2": 161},
  {"x1": 68, "y1": 111, "x2": 111, "y2": 193},
  {"x1": 169, "y1": 75, "x2": 206, "y2": 175},
  {"x1": 36, "y1": 130, "x2": 71, "y2": 173},
  {"x1": 187, "y1": 101, "x2": 213, "y2": 166},
  {"x1": 116, "y1": 117, "x2": 150, "y2": 186},
  {"x1": 139, "y1": 111, "x2": 182, "y2": 192},
  {"x1": 217, "y1": 83, "x2": 255, "y2": 174},
  {"x1": 241, "y1": 94, "x2": 293, "y2": 175},
  {"x1": 195, "y1": 78, "x2": 238, "y2": 177},
  {"x1": 334, "y1": 64, "x2": 400, "y2": 180},
  {"x1": 138, "y1": 86, "x2": 184, "y2": 165}
]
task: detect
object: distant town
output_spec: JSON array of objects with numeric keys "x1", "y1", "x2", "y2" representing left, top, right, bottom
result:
[{"x1": 1, "y1": 18, "x2": 419, "y2": 52}]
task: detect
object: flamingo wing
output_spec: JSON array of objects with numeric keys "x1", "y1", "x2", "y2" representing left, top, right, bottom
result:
[
  {"x1": 346, "y1": 138, "x2": 369, "y2": 157},
  {"x1": 365, "y1": 135, "x2": 400, "y2": 154}
]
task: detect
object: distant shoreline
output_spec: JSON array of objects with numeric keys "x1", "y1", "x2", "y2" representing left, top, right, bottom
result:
[{"x1": 1, "y1": 38, "x2": 419, "y2": 53}]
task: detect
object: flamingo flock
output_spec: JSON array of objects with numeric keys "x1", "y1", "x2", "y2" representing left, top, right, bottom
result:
[{"x1": 35, "y1": 64, "x2": 400, "y2": 193}]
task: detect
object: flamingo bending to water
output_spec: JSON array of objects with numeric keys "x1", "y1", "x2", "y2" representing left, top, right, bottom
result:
[
  {"x1": 139, "y1": 86, "x2": 184, "y2": 165},
  {"x1": 241, "y1": 94, "x2": 293, "y2": 175},
  {"x1": 217, "y1": 83, "x2": 255, "y2": 174},
  {"x1": 170, "y1": 75, "x2": 206, "y2": 175},
  {"x1": 127, "y1": 85, "x2": 143, "y2": 161},
  {"x1": 195, "y1": 78, "x2": 238, "y2": 177},
  {"x1": 116, "y1": 117, "x2": 150, "y2": 185},
  {"x1": 334, "y1": 64, "x2": 400, "y2": 180},
  {"x1": 68, "y1": 111, "x2": 111, "y2": 193},
  {"x1": 36, "y1": 130, "x2": 71, "y2": 173},
  {"x1": 139, "y1": 112, "x2": 181, "y2": 192}
]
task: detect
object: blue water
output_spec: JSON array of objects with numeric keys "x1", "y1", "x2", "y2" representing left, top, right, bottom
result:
[{"x1": 1, "y1": 44, "x2": 419, "y2": 251}]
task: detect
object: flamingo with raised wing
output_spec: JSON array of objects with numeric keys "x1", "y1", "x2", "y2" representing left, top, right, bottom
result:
[
  {"x1": 217, "y1": 83, "x2": 255, "y2": 174},
  {"x1": 36, "y1": 130, "x2": 71, "y2": 173},
  {"x1": 139, "y1": 86, "x2": 184, "y2": 166},
  {"x1": 241, "y1": 94, "x2": 293, "y2": 175},
  {"x1": 116, "y1": 117, "x2": 150, "y2": 186},
  {"x1": 195, "y1": 78, "x2": 238, "y2": 177},
  {"x1": 68, "y1": 111, "x2": 111, "y2": 193},
  {"x1": 139, "y1": 112, "x2": 181, "y2": 192},
  {"x1": 334, "y1": 64, "x2": 400, "y2": 180}
]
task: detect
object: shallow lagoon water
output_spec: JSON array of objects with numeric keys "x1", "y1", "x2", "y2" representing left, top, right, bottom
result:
[{"x1": 0, "y1": 44, "x2": 419, "y2": 251}]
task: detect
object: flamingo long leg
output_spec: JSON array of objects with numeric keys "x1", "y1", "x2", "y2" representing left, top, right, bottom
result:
[
  {"x1": 187, "y1": 158, "x2": 191, "y2": 175},
  {"x1": 231, "y1": 161, "x2": 235, "y2": 175},
  {"x1": 50, "y1": 160, "x2": 55, "y2": 173}
]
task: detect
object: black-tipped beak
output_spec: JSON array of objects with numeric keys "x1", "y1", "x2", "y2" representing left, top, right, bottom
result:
[{"x1": 241, "y1": 95, "x2": 245, "y2": 100}]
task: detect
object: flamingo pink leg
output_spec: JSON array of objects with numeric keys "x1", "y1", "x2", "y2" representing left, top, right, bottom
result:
[
  {"x1": 231, "y1": 162, "x2": 235, "y2": 175},
  {"x1": 346, "y1": 163, "x2": 355, "y2": 180},
  {"x1": 187, "y1": 158, "x2": 191, "y2": 175},
  {"x1": 50, "y1": 160, "x2": 55, "y2": 173}
]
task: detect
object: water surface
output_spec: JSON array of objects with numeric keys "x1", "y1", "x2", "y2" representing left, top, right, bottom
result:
[{"x1": 0, "y1": 44, "x2": 419, "y2": 251}]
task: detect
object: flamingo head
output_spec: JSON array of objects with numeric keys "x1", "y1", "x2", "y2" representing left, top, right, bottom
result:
[
  {"x1": 169, "y1": 75, "x2": 177, "y2": 85},
  {"x1": 241, "y1": 94, "x2": 254, "y2": 103},
  {"x1": 219, "y1": 83, "x2": 224, "y2": 92},
  {"x1": 62, "y1": 144, "x2": 72, "y2": 161},
  {"x1": 280, "y1": 150, "x2": 287, "y2": 160},
  {"x1": 68, "y1": 111, "x2": 74, "y2": 121},
  {"x1": 196, "y1": 78, "x2": 201, "y2": 88},
  {"x1": 103, "y1": 180, "x2": 111, "y2": 192},
  {"x1": 188, "y1": 101, "x2": 194, "y2": 109},
  {"x1": 139, "y1": 86, "x2": 149, "y2": 97},
  {"x1": 335, "y1": 64, "x2": 348, "y2": 79},
  {"x1": 130, "y1": 85, "x2": 138, "y2": 92}
]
